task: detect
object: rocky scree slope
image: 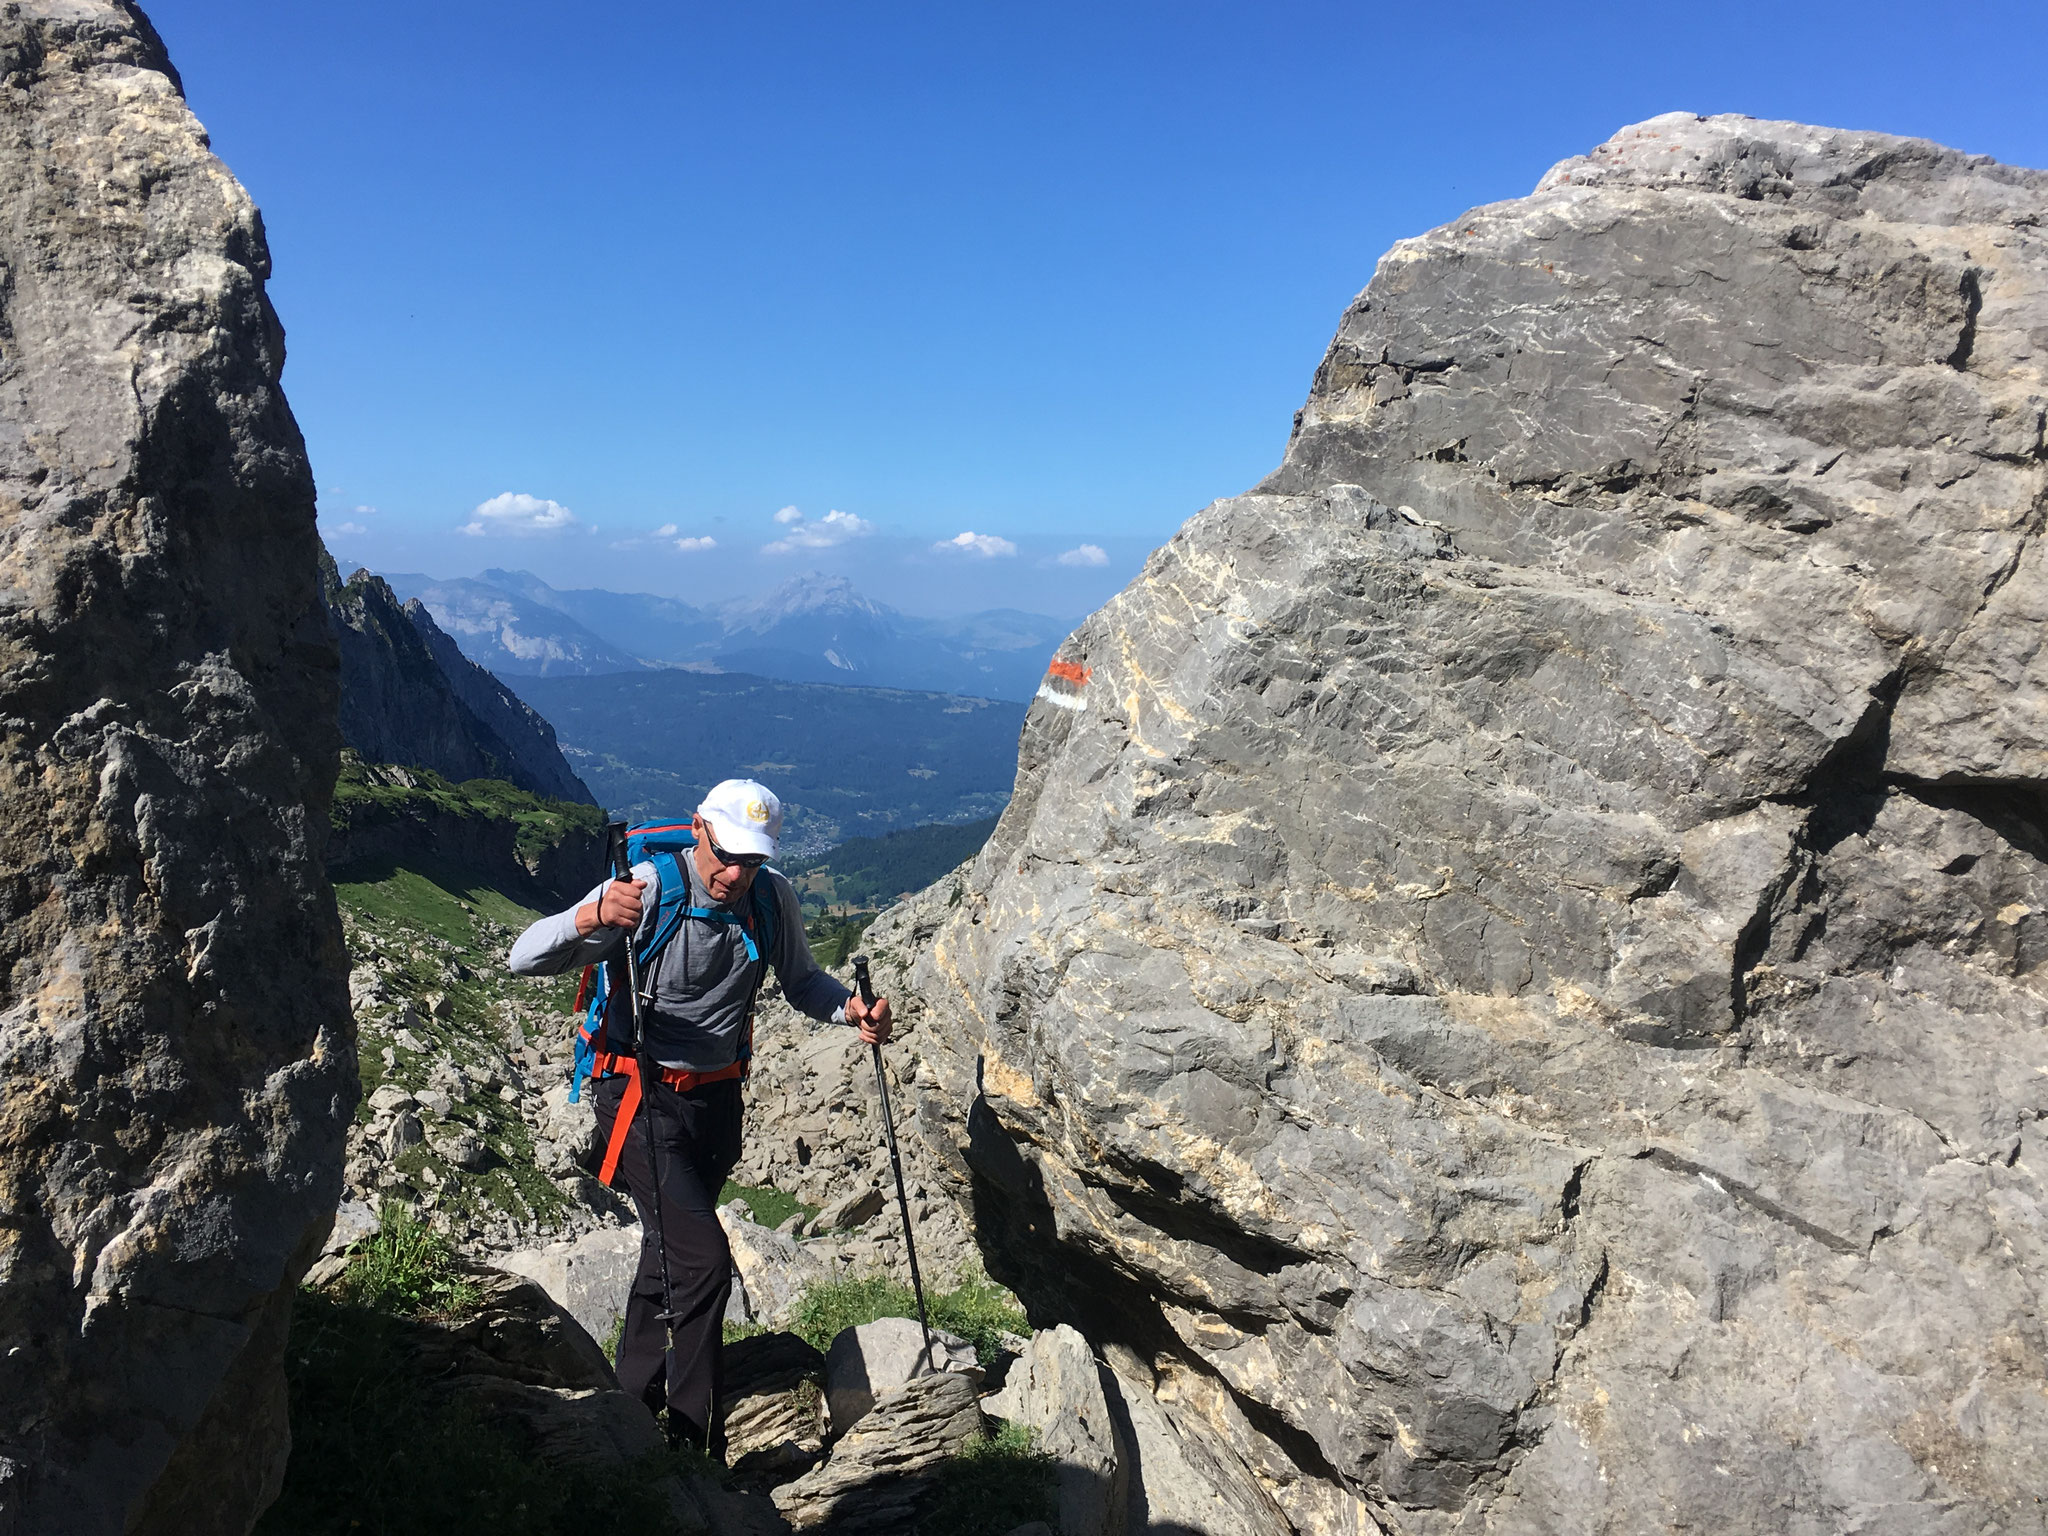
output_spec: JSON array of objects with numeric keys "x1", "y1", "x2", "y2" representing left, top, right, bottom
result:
[
  {"x1": 869, "y1": 114, "x2": 2048, "y2": 1535},
  {"x1": 0, "y1": 4, "x2": 354, "y2": 1533},
  {"x1": 328, "y1": 869, "x2": 979, "y2": 1293}
]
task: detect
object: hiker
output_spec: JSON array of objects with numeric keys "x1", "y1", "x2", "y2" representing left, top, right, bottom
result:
[{"x1": 506, "y1": 778, "x2": 892, "y2": 1453}]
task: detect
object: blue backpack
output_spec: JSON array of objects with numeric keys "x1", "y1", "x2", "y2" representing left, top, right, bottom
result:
[{"x1": 569, "y1": 819, "x2": 781, "y2": 1105}]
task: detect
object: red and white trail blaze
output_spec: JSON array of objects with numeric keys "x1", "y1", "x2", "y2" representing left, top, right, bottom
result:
[{"x1": 1036, "y1": 657, "x2": 1091, "y2": 712}]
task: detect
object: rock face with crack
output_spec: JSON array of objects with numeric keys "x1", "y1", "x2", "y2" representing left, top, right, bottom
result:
[
  {"x1": 871, "y1": 114, "x2": 2048, "y2": 1533},
  {"x1": 0, "y1": 3, "x2": 354, "y2": 1530}
]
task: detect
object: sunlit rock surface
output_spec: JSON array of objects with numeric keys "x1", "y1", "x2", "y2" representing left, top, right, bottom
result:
[{"x1": 874, "y1": 114, "x2": 2048, "y2": 1534}]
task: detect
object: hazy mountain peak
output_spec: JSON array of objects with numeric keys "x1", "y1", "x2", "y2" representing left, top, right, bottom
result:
[
  {"x1": 721, "y1": 571, "x2": 898, "y2": 631},
  {"x1": 477, "y1": 567, "x2": 570, "y2": 612}
]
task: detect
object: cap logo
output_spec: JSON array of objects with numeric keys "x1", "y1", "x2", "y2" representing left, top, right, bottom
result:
[{"x1": 745, "y1": 798, "x2": 771, "y2": 824}]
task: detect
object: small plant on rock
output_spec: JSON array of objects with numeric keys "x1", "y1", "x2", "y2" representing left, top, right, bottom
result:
[{"x1": 334, "y1": 1201, "x2": 482, "y2": 1317}]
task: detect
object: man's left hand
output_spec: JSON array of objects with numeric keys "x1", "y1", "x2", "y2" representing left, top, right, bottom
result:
[{"x1": 847, "y1": 992, "x2": 893, "y2": 1045}]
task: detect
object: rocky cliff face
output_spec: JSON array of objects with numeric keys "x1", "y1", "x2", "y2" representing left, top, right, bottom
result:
[
  {"x1": 874, "y1": 114, "x2": 2048, "y2": 1535},
  {"x1": 0, "y1": 4, "x2": 354, "y2": 1532},
  {"x1": 323, "y1": 555, "x2": 594, "y2": 805}
]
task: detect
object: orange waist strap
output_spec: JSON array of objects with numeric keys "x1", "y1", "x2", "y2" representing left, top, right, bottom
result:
[{"x1": 593, "y1": 1054, "x2": 746, "y2": 1187}]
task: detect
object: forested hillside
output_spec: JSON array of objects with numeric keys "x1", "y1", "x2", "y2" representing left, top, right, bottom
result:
[
  {"x1": 786, "y1": 816, "x2": 999, "y2": 911},
  {"x1": 510, "y1": 670, "x2": 1024, "y2": 858}
]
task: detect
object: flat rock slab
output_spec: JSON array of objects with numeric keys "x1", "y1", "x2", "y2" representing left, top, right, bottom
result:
[
  {"x1": 722, "y1": 1331, "x2": 829, "y2": 1479},
  {"x1": 984, "y1": 1325, "x2": 1125, "y2": 1536},
  {"x1": 417, "y1": 1265, "x2": 616, "y2": 1393},
  {"x1": 812, "y1": 1186, "x2": 885, "y2": 1234},
  {"x1": 440, "y1": 1374, "x2": 665, "y2": 1466},
  {"x1": 498, "y1": 1226, "x2": 643, "y2": 1349},
  {"x1": 437, "y1": 1376, "x2": 709, "y2": 1534},
  {"x1": 772, "y1": 1368, "x2": 984, "y2": 1530},
  {"x1": 825, "y1": 1316, "x2": 980, "y2": 1433}
]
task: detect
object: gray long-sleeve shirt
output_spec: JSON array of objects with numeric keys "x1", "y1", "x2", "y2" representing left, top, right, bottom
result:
[{"x1": 508, "y1": 854, "x2": 851, "y2": 1071}]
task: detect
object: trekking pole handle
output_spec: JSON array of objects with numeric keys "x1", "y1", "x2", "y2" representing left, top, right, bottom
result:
[
  {"x1": 851, "y1": 954, "x2": 877, "y2": 1009},
  {"x1": 606, "y1": 822, "x2": 652, "y2": 1030}
]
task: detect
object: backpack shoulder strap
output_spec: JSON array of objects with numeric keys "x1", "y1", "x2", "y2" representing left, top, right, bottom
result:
[
  {"x1": 633, "y1": 849, "x2": 692, "y2": 967},
  {"x1": 569, "y1": 832, "x2": 696, "y2": 1103},
  {"x1": 750, "y1": 873, "x2": 781, "y2": 962}
]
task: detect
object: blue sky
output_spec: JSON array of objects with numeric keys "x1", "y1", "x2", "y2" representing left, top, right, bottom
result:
[{"x1": 146, "y1": 0, "x2": 2048, "y2": 617}]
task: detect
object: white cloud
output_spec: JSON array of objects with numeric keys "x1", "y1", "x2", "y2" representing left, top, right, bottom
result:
[
  {"x1": 610, "y1": 522, "x2": 710, "y2": 551},
  {"x1": 764, "y1": 508, "x2": 873, "y2": 554},
  {"x1": 935, "y1": 530, "x2": 1017, "y2": 558},
  {"x1": 330, "y1": 521, "x2": 368, "y2": 536},
  {"x1": 1057, "y1": 543, "x2": 1109, "y2": 567},
  {"x1": 773, "y1": 505, "x2": 804, "y2": 525},
  {"x1": 459, "y1": 491, "x2": 579, "y2": 537},
  {"x1": 674, "y1": 535, "x2": 717, "y2": 552}
]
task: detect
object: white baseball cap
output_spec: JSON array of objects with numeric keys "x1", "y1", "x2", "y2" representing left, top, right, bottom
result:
[{"x1": 698, "y1": 778, "x2": 782, "y2": 859}]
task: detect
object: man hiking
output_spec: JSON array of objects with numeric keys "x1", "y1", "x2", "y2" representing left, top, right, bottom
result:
[{"x1": 507, "y1": 778, "x2": 892, "y2": 1453}]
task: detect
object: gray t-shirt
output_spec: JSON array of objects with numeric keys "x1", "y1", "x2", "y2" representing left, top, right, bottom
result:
[{"x1": 507, "y1": 854, "x2": 852, "y2": 1071}]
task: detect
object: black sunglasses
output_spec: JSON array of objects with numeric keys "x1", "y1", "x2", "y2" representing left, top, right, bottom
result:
[{"x1": 703, "y1": 831, "x2": 768, "y2": 870}]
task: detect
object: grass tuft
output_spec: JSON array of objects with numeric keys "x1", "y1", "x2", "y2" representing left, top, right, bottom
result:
[
  {"x1": 789, "y1": 1273, "x2": 1025, "y2": 1364},
  {"x1": 333, "y1": 1202, "x2": 484, "y2": 1318},
  {"x1": 918, "y1": 1420, "x2": 1057, "y2": 1536},
  {"x1": 717, "y1": 1178, "x2": 816, "y2": 1233}
]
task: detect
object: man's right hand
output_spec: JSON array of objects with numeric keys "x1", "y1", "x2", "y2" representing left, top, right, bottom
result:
[{"x1": 576, "y1": 877, "x2": 645, "y2": 936}]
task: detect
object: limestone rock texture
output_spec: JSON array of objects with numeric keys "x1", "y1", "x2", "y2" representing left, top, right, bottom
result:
[
  {"x1": 872, "y1": 114, "x2": 2048, "y2": 1534},
  {"x1": 770, "y1": 1367, "x2": 984, "y2": 1531},
  {"x1": 0, "y1": 4, "x2": 353, "y2": 1532}
]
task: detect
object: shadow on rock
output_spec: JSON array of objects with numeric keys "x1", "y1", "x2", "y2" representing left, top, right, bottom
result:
[{"x1": 258, "y1": 1266, "x2": 723, "y2": 1535}]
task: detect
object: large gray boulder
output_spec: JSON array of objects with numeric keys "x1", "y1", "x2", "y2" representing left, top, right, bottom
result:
[
  {"x1": 720, "y1": 1202, "x2": 842, "y2": 1328},
  {"x1": 0, "y1": 3, "x2": 354, "y2": 1530},
  {"x1": 873, "y1": 114, "x2": 2048, "y2": 1534},
  {"x1": 497, "y1": 1225, "x2": 641, "y2": 1349},
  {"x1": 389, "y1": 1266, "x2": 714, "y2": 1533},
  {"x1": 824, "y1": 1316, "x2": 980, "y2": 1432}
]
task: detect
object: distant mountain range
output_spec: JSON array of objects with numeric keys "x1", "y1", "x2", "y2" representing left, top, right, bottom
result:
[
  {"x1": 379, "y1": 567, "x2": 1074, "y2": 702},
  {"x1": 508, "y1": 671, "x2": 1025, "y2": 859}
]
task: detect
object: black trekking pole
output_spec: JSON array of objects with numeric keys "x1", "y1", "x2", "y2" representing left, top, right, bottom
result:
[
  {"x1": 609, "y1": 825, "x2": 683, "y2": 1415},
  {"x1": 852, "y1": 954, "x2": 933, "y2": 1369}
]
